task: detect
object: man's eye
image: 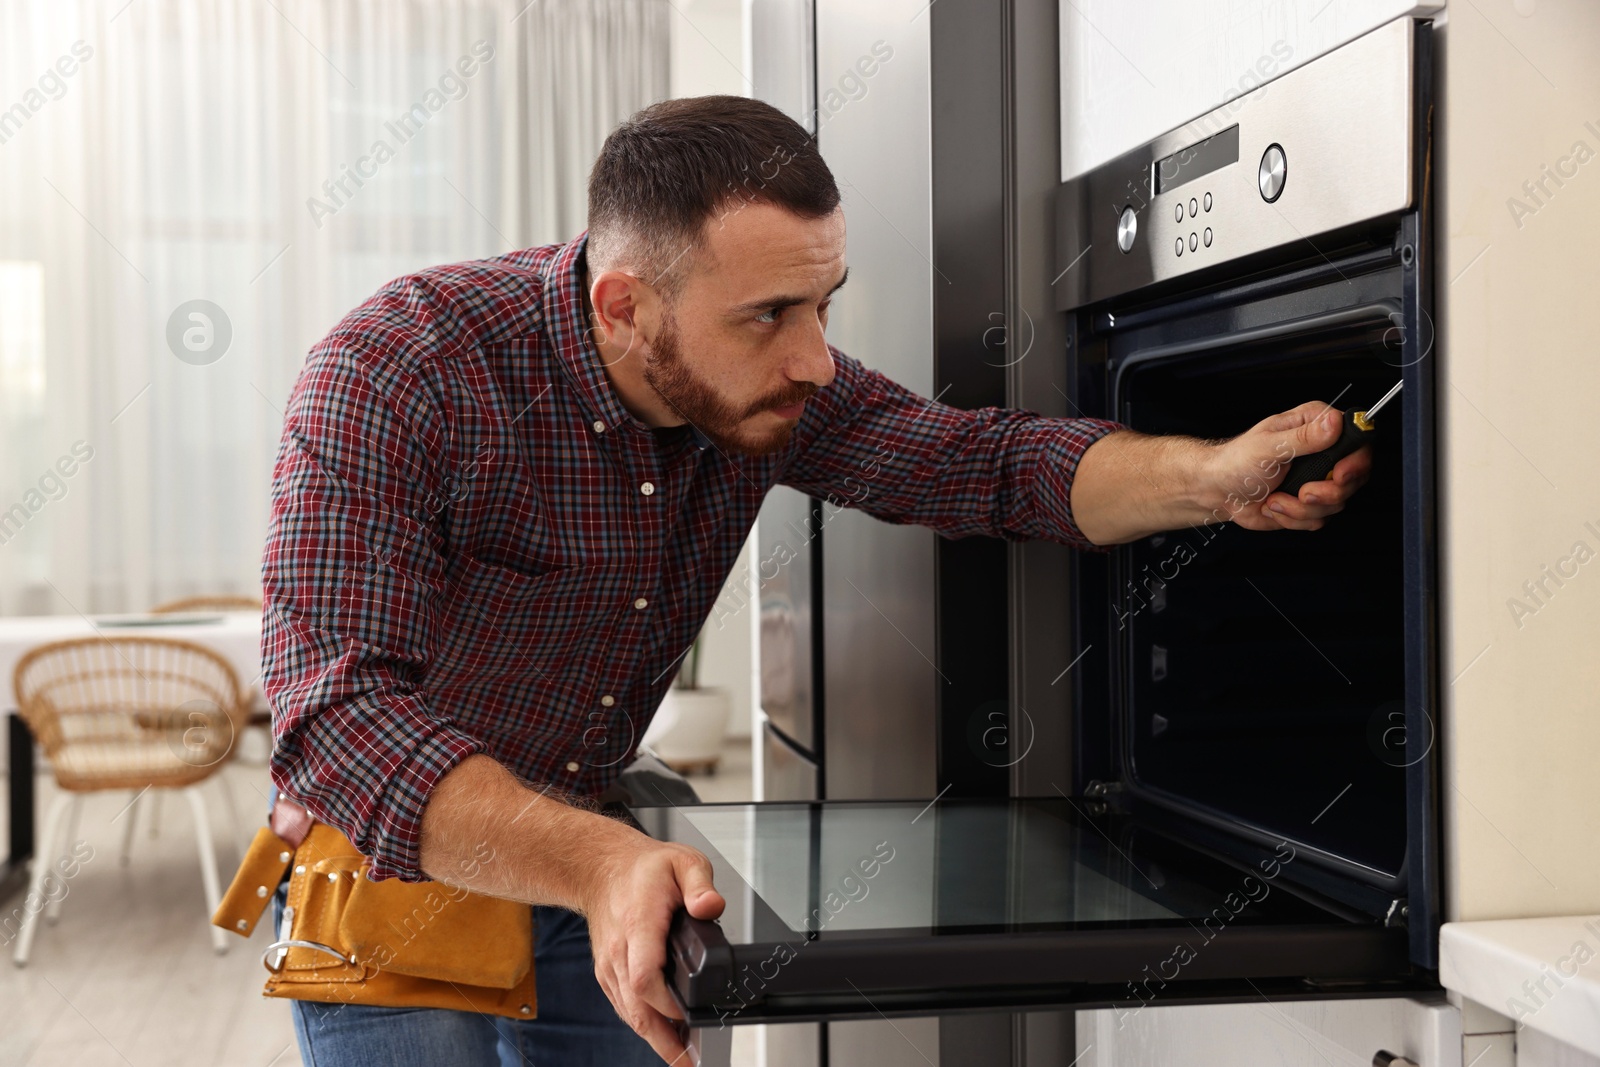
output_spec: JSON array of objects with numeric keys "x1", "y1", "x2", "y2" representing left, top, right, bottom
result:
[{"x1": 755, "y1": 308, "x2": 781, "y2": 324}]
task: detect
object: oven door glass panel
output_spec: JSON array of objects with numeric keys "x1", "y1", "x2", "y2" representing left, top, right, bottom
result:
[{"x1": 633, "y1": 798, "x2": 1416, "y2": 1023}]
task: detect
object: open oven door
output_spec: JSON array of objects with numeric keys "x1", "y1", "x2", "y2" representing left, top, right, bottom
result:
[{"x1": 629, "y1": 797, "x2": 1432, "y2": 1027}]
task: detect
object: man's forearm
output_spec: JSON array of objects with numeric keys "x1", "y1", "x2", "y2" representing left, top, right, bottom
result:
[
  {"x1": 417, "y1": 753, "x2": 636, "y2": 912},
  {"x1": 419, "y1": 755, "x2": 727, "y2": 1063},
  {"x1": 1068, "y1": 429, "x2": 1222, "y2": 545}
]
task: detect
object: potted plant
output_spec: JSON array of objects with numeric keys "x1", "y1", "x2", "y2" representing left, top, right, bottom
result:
[{"x1": 641, "y1": 633, "x2": 730, "y2": 775}]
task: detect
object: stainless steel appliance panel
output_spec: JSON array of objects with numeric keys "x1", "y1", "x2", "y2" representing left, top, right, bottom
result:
[
  {"x1": 1055, "y1": 16, "x2": 1416, "y2": 311},
  {"x1": 750, "y1": 10, "x2": 825, "y2": 1062},
  {"x1": 1009, "y1": 0, "x2": 1078, "y2": 800},
  {"x1": 750, "y1": 0, "x2": 815, "y2": 131},
  {"x1": 815, "y1": 2, "x2": 937, "y2": 1063},
  {"x1": 759, "y1": 487, "x2": 817, "y2": 750},
  {"x1": 762, "y1": 718, "x2": 820, "y2": 803},
  {"x1": 815, "y1": 0, "x2": 936, "y2": 803},
  {"x1": 765, "y1": 1022, "x2": 825, "y2": 1067}
]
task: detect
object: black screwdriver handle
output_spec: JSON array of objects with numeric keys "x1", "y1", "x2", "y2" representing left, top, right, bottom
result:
[{"x1": 1276, "y1": 410, "x2": 1373, "y2": 498}]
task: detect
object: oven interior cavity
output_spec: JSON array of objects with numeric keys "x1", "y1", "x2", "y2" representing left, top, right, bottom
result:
[{"x1": 1115, "y1": 334, "x2": 1409, "y2": 884}]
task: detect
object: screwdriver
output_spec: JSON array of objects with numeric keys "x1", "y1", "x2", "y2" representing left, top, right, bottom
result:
[{"x1": 1276, "y1": 379, "x2": 1403, "y2": 498}]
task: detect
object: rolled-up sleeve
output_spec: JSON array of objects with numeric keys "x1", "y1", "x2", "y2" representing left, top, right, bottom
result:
[
  {"x1": 263, "y1": 342, "x2": 484, "y2": 882},
  {"x1": 778, "y1": 348, "x2": 1125, "y2": 548}
]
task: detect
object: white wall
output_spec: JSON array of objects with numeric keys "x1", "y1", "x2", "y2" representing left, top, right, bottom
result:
[
  {"x1": 669, "y1": 0, "x2": 750, "y2": 99},
  {"x1": 1437, "y1": 0, "x2": 1600, "y2": 922}
]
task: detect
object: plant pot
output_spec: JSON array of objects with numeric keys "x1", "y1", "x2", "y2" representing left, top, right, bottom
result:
[{"x1": 642, "y1": 687, "x2": 730, "y2": 775}]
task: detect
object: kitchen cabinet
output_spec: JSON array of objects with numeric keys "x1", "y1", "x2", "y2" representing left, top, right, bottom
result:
[{"x1": 1076, "y1": 996, "x2": 1462, "y2": 1067}]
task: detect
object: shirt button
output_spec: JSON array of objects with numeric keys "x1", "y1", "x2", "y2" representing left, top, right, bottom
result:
[
  {"x1": 592, "y1": 420, "x2": 605, "y2": 433},
  {"x1": 565, "y1": 761, "x2": 580, "y2": 773},
  {"x1": 640, "y1": 481, "x2": 655, "y2": 496},
  {"x1": 601, "y1": 695, "x2": 615, "y2": 707},
  {"x1": 633, "y1": 597, "x2": 648, "y2": 610}
]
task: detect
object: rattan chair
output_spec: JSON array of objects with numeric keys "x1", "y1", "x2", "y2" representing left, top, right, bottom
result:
[
  {"x1": 149, "y1": 594, "x2": 263, "y2": 615},
  {"x1": 11, "y1": 636, "x2": 247, "y2": 965},
  {"x1": 152, "y1": 594, "x2": 270, "y2": 764}
]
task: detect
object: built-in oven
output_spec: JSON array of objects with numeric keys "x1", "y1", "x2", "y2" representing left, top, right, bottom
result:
[
  {"x1": 628, "y1": 13, "x2": 1440, "y2": 1036},
  {"x1": 1061, "y1": 13, "x2": 1439, "y2": 973}
]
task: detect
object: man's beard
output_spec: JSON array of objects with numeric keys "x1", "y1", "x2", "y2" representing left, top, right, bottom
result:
[{"x1": 643, "y1": 310, "x2": 817, "y2": 457}]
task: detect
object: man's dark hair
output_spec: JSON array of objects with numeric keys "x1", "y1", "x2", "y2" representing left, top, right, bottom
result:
[{"x1": 586, "y1": 95, "x2": 841, "y2": 297}]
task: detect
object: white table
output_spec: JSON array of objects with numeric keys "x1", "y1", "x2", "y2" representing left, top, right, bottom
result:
[
  {"x1": 0, "y1": 611, "x2": 263, "y2": 700},
  {"x1": 0, "y1": 611, "x2": 263, "y2": 903}
]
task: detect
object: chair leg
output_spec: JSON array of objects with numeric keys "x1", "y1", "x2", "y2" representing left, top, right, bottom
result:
[
  {"x1": 216, "y1": 772, "x2": 246, "y2": 861},
  {"x1": 45, "y1": 796, "x2": 84, "y2": 924},
  {"x1": 183, "y1": 787, "x2": 228, "y2": 955},
  {"x1": 118, "y1": 790, "x2": 142, "y2": 866},
  {"x1": 12, "y1": 793, "x2": 74, "y2": 967}
]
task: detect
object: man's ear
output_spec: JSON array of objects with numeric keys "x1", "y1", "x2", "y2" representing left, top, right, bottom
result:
[{"x1": 589, "y1": 269, "x2": 648, "y2": 365}]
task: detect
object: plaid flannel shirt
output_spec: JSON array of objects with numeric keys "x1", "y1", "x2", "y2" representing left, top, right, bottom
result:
[{"x1": 262, "y1": 233, "x2": 1124, "y2": 880}]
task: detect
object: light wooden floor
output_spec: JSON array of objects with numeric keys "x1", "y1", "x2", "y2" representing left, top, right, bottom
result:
[
  {"x1": 0, "y1": 736, "x2": 757, "y2": 1067},
  {"x1": 679, "y1": 733, "x2": 754, "y2": 805}
]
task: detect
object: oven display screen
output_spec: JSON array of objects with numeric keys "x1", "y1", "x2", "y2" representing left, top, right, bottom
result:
[{"x1": 1154, "y1": 124, "x2": 1239, "y2": 195}]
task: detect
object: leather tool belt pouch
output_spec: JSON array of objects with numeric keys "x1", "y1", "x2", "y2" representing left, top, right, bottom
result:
[{"x1": 213, "y1": 824, "x2": 538, "y2": 1019}]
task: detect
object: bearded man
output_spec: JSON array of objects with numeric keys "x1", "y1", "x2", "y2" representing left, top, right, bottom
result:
[{"x1": 261, "y1": 94, "x2": 1370, "y2": 1067}]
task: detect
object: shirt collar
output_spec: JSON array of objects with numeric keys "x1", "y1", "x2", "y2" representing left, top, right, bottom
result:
[
  {"x1": 545, "y1": 232, "x2": 633, "y2": 434},
  {"x1": 546, "y1": 231, "x2": 711, "y2": 452}
]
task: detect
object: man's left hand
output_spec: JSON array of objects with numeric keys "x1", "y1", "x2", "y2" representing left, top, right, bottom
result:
[{"x1": 1215, "y1": 401, "x2": 1373, "y2": 532}]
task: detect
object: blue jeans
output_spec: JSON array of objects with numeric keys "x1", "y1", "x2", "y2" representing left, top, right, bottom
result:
[{"x1": 272, "y1": 886, "x2": 658, "y2": 1066}]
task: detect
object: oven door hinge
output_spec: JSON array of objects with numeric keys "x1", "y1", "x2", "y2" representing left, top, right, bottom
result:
[
  {"x1": 1083, "y1": 780, "x2": 1125, "y2": 798},
  {"x1": 1383, "y1": 898, "x2": 1409, "y2": 927}
]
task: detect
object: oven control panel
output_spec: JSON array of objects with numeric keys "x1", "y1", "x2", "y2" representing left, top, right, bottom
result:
[
  {"x1": 1170, "y1": 188, "x2": 1217, "y2": 259},
  {"x1": 1054, "y1": 16, "x2": 1417, "y2": 311}
]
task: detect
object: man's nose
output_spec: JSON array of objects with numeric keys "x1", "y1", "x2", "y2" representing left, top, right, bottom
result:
[{"x1": 788, "y1": 326, "x2": 836, "y2": 389}]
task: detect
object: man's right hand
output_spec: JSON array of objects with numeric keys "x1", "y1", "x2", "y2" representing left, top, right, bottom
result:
[
  {"x1": 417, "y1": 756, "x2": 727, "y2": 1063},
  {"x1": 583, "y1": 835, "x2": 726, "y2": 1064}
]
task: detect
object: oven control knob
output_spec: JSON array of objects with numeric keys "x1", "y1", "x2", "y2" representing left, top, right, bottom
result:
[
  {"x1": 1117, "y1": 205, "x2": 1138, "y2": 253},
  {"x1": 1259, "y1": 143, "x2": 1287, "y2": 202}
]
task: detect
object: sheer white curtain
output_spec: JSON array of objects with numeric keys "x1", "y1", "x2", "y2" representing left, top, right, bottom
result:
[{"x1": 0, "y1": 0, "x2": 669, "y2": 615}]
